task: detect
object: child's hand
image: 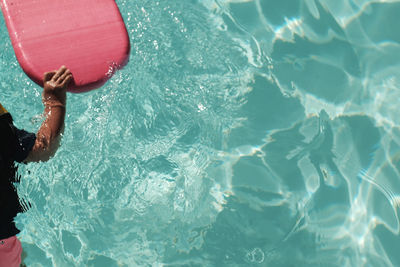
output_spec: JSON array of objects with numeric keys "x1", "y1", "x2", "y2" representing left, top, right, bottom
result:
[{"x1": 43, "y1": 66, "x2": 73, "y2": 105}]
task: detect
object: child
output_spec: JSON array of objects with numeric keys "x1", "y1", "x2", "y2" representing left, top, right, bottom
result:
[{"x1": 0, "y1": 66, "x2": 72, "y2": 267}]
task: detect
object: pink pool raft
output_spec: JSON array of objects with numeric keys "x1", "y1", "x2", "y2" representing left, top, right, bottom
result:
[{"x1": 1, "y1": 0, "x2": 130, "y2": 92}]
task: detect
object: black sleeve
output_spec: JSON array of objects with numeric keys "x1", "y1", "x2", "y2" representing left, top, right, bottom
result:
[{"x1": 12, "y1": 127, "x2": 36, "y2": 163}]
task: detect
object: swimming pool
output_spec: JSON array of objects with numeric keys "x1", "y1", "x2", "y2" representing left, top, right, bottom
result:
[{"x1": 1, "y1": 0, "x2": 400, "y2": 266}]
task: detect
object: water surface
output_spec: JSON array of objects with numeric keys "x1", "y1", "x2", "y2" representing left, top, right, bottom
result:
[{"x1": 1, "y1": 0, "x2": 400, "y2": 266}]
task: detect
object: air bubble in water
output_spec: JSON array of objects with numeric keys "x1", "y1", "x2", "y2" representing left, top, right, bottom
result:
[{"x1": 246, "y1": 247, "x2": 265, "y2": 264}]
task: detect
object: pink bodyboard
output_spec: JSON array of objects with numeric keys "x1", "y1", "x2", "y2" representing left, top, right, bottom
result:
[{"x1": 1, "y1": 0, "x2": 130, "y2": 92}]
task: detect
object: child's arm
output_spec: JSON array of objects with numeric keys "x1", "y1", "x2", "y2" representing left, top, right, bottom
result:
[{"x1": 25, "y1": 66, "x2": 72, "y2": 162}]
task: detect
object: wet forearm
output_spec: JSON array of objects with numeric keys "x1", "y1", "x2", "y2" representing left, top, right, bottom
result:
[
  {"x1": 42, "y1": 93, "x2": 66, "y2": 138},
  {"x1": 40, "y1": 101, "x2": 66, "y2": 144},
  {"x1": 27, "y1": 98, "x2": 66, "y2": 162}
]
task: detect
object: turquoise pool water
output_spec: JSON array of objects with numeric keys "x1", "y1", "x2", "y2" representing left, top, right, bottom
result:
[{"x1": 1, "y1": 0, "x2": 400, "y2": 266}]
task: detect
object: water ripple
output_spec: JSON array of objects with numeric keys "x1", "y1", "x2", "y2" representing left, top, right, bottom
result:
[{"x1": 1, "y1": 0, "x2": 400, "y2": 266}]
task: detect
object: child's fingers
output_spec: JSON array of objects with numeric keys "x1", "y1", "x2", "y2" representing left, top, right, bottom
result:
[
  {"x1": 52, "y1": 66, "x2": 67, "y2": 82},
  {"x1": 60, "y1": 74, "x2": 73, "y2": 88},
  {"x1": 58, "y1": 69, "x2": 71, "y2": 83}
]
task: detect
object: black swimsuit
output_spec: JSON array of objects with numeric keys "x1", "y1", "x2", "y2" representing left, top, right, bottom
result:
[{"x1": 0, "y1": 113, "x2": 35, "y2": 240}]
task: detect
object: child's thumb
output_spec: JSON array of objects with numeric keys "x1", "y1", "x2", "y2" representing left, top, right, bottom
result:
[{"x1": 43, "y1": 71, "x2": 56, "y2": 82}]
